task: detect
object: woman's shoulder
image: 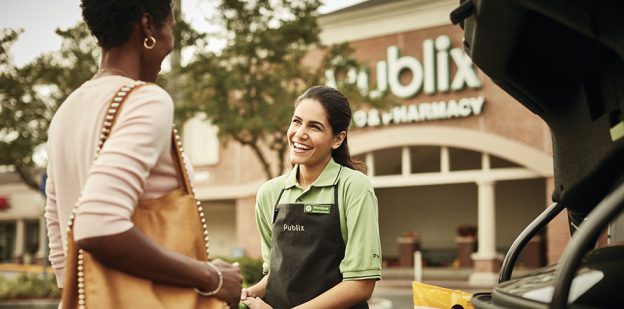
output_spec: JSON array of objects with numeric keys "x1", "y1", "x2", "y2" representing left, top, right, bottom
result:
[
  {"x1": 256, "y1": 174, "x2": 289, "y2": 209},
  {"x1": 340, "y1": 167, "x2": 371, "y2": 184},
  {"x1": 77, "y1": 77, "x2": 174, "y2": 110},
  {"x1": 132, "y1": 82, "x2": 173, "y2": 104},
  {"x1": 340, "y1": 167, "x2": 373, "y2": 188},
  {"x1": 117, "y1": 82, "x2": 174, "y2": 120},
  {"x1": 258, "y1": 174, "x2": 289, "y2": 196}
]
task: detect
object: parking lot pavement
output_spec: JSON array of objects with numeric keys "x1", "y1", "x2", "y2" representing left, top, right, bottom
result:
[
  {"x1": 1, "y1": 267, "x2": 503, "y2": 309},
  {"x1": 370, "y1": 274, "x2": 496, "y2": 308},
  {"x1": 1, "y1": 280, "x2": 489, "y2": 309},
  {"x1": 371, "y1": 284, "x2": 413, "y2": 309}
]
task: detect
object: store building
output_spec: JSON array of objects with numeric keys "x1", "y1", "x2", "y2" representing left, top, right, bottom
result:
[
  {"x1": 0, "y1": 167, "x2": 47, "y2": 265},
  {"x1": 316, "y1": 0, "x2": 559, "y2": 285},
  {"x1": 0, "y1": 0, "x2": 570, "y2": 286},
  {"x1": 186, "y1": 0, "x2": 565, "y2": 285}
]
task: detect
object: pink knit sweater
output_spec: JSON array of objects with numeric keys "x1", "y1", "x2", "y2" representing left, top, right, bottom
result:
[{"x1": 44, "y1": 76, "x2": 188, "y2": 287}]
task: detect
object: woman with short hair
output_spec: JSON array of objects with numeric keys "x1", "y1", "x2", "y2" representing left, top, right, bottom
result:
[{"x1": 45, "y1": 1, "x2": 241, "y2": 308}]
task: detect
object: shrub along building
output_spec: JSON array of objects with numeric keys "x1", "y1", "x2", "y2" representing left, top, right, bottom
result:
[{"x1": 0, "y1": 0, "x2": 569, "y2": 285}]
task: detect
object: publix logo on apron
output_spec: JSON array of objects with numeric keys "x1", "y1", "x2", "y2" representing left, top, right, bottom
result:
[
  {"x1": 284, "y1": 224, "x2": 305, "y2": 232},
  {"x1": 324, "y1": 35, "x2": 485, "y2": 128}
]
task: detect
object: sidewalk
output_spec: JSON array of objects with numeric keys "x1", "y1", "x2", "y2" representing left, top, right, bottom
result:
[
  {"x1": 376, "y1": 266, "x2": 533, "y2": 292},
  {"x1": 371, "y1": 267, "x2": 501, "y2": 308},
  {"x1": 0, "y1": 265, "x2": 533, "y2": 309},
  {"x1": 0, "y1": 264, "x2": 55, "y2": 283}
]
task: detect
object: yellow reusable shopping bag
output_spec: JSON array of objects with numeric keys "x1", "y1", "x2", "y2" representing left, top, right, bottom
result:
[{"x1": 413, "y1": 281, "x2": 474, "y2": 309}]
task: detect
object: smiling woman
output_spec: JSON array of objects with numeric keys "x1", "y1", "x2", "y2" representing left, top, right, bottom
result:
[
  {"x1": 288, "y1": 98, "x2": 346, "y2": 186},
  {"x1": 241, "y1": 86, "x2": 382, "y2": 309}
]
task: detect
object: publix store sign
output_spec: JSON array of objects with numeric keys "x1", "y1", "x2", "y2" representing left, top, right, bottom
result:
[
  {"x1": 353, "y1": 96, "x2": 484, "y2": 128},
  {"x1": 325, "y1": 35, "x2": 485, "y2": 128}
]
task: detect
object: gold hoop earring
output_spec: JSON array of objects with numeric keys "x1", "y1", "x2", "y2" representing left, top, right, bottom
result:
[{"x1": 143, "y1": 36, "x2": 156, "y2": 49}]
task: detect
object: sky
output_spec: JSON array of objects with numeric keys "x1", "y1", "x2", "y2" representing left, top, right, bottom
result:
[{"x1": 0, "y1": 0, "x2": 365, "y2": 68}]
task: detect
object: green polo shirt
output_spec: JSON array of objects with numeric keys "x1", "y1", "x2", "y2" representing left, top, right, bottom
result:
[{"x1": 255, "y1": 158, "x2": 382, "y2": 281}]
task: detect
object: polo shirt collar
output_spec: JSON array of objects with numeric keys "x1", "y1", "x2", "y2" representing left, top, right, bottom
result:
[{"x1": 284, "y1": 158, "x2": 343, "y2": 189}]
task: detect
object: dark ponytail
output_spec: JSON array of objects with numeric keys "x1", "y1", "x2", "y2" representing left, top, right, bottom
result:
[{"x1": 295, "y1": 86, "x2": 367, "y2": 174}]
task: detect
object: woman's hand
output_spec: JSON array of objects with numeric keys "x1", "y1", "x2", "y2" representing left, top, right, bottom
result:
[
  {"x1": 241, "y1": 275, "x2": 268, "y2": 301},
  {"x1": 242, "y1": 296, "x2": 272, "y2": 309},
  {"x1": 240, "y1": 287, "x2": 255, "y2": 300},
  {"x1": 209, "y1": 259, "x2": 243, "y2": 309},
  {"x1": 240, "y1": 274, "x2": 269, "y2": 308}
]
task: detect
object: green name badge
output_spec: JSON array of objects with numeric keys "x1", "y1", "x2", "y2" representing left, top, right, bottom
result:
[{"x1": 304, "y1": 204, "x2": 331, "y2": 215}]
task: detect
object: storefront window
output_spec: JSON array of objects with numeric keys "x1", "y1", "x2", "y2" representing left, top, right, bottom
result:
[
  {"x1": 449, "y1": 147, "x2": 481, "y2": 171},
  {"x1": 360, "y1": 146, "x2": 526, "y2": 176},
  {"x1": 0, "y1": 222, "x2": 15, "y2": 263},
  {"x1": 183, "y1": 113, "x2": 220, "y2": 166},
  {"x1": 490, "y1": 154, "x2": 520, "y2": 168},
  {"x1": 25, "y1": 221, "x2": 39, "y2": 256},
  {"x1": 373, "y1": 147, "x2": 402, "y2": 176},
  {"x1": 411, "y1": 146, "x2": 441, "y2": 174}
]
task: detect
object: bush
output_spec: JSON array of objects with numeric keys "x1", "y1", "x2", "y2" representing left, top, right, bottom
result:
[
  {"x1": 0, "y1": 258, "x2": 264, "y2": 300},
  {"x1": 0, "y1": 273, "x2": 60, "y2": 300},
  {"x1": 457, "y1": 225, "x2": 477, "y2": 237},
  {"x1": 223, "y1": 257, "x2": 264, "y2": 286}
]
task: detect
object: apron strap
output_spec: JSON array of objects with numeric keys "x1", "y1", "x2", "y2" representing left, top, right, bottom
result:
[
  {"x1": 333, "y1": 166, "x2": 343, "y2": 205},
  {"x1": 333, "y1": 178, "x2": 339, "y2": 205},
  {"x1": 272, "y1": 188, "x2": 286, "y2": 223}
]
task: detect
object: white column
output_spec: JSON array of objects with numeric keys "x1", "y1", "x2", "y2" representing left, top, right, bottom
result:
[
  {"x1": 366, "y1": 152, "x2": 375, "y2": 177},
  {"x1": 469, "y1": 179, "x2": 501, "y2": 286},
  {"x1": 36, "y1": 215, "x2": 46, "y2": 260},
  {"x1": 476, "y1": 180, "x2": 496, "y2": 258},
  {"x1": 13, "y1": 219, "x2": 25, "y2": 263},
  {"x1": 441, "y1": 146, "x2": 450, "y2": 173},
  {"x1": 482, "y1": 153, "x2": 490, "y2": 170},
  {"x1": 401, "y1": 147, "x2": 411, "y2": 176}
]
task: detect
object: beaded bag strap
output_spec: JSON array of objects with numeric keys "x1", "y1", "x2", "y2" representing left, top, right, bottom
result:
[
  {"x1": 170, "y1": 126, "x2": 211, "y2": 254},
  {"x1": 65, "y1": 80, "x2": 148, "y2": 248},
  {"x1": 87, "y1": 80, "x2": 208, "y2": 253},
  {"x1": 170, "y1": 128, "x2": 193, "y2": 195},
  {"x1": 64, "y1": 80, "x2": 211, "y2": 309}
]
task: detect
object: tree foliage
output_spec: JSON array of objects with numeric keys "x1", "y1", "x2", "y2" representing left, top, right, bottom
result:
[
  {"x1": 180, "y1": 0, "x2": 392, "y2": 179},
  {"x1": 1, "y1": 16, "x2": 204, "y2": 191},
  {"x1": 2, "y1": 0, "x2": 394, "y2": 189},
  {"x1": 0, "y1": 24, "x2": 98, "y2": 190}
]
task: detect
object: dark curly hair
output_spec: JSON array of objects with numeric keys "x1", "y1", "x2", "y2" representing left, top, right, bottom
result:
[{"x1": 81, "y1": 0, "x2": 173, "y2": 49}]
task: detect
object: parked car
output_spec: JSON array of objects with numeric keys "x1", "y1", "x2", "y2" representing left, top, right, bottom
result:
[{"x1": 450, "y1": 0, "x2": 624, "y2": 308}]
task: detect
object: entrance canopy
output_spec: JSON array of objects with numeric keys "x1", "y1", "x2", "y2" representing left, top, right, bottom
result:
[{"x1": 350, "y1": 126, "x2": 553, "y2": 186}]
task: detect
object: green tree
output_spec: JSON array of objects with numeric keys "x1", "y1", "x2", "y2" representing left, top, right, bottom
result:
[
  {"x1": 162, "y1": 0, "x2": 207, "y2": 114},
  {"x1": 0, "y1": 24, "x2": 98, "y2": 190},
  {"x1": 0, "y1": 29, "x2": 42, "y2": 190},
  {"x1": 180, "y1": 0, "x2": 391, "y2": 180},
  {"x1": 1, "y1": 16, "x2": 204, "y2": 191}
]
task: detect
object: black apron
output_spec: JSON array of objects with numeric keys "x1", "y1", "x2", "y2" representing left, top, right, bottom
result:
[{"x1": 264, "y1": 170, "x2": 368, "y2": 309}]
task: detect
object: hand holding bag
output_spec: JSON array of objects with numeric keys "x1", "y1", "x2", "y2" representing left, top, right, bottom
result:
[{"x1": 61, "y1": 81, "x2": 225, "y2": 309}]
